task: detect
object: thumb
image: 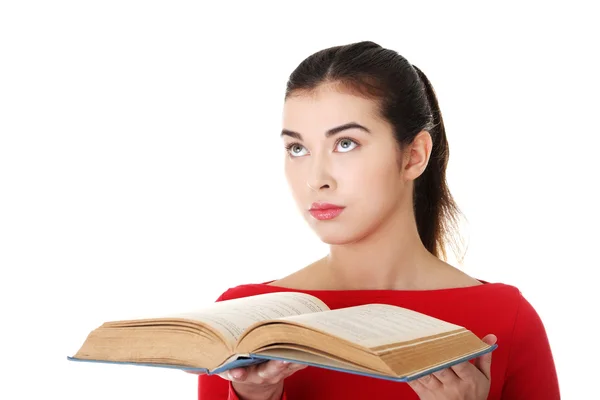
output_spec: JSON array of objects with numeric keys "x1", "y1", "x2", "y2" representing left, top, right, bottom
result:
[{"x1": 474, "y1": 333, "x2": 497, "y2": 380}]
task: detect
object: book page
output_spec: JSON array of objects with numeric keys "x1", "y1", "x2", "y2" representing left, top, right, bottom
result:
[
  {"x1": 279, "y1": 304, "x2": 464, "y2": 349},
  {"x1": 254, "y1": 347, "x2": 381, "y2": 375},
  {"x1": 166, "y1": 292, "x2": 330, "y2": 345}
]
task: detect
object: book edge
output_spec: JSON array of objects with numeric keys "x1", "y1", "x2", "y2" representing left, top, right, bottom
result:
[
  {"x1": 67, "y1": 343, "x2": 497, "y2": 382},
  {"x1": 249, "y1": 343, "x2": 498, "y2": 382}
]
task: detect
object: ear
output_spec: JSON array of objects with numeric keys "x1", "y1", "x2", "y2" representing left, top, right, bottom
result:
[{"x1": 402, "y1": 130, "x2": 432, "y2": 181}]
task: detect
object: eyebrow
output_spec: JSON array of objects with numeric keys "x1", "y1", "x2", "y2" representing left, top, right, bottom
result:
[{"x1": 280, "y1": 122, "x2": 371, "y2": 140}]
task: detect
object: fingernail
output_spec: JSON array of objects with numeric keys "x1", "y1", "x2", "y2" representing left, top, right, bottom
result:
[{"x1": 231, "y1": 370, "x2": 243, "y2": 379}]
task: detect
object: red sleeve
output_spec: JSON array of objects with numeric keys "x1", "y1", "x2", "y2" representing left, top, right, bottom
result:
[
  {"x1": 501, "y1": 293, "x2": 560, "y2": 399},
  {"x1": 198, "y1": 370, "x2": 288, "y2": 400},
  {"x1": 198, "y1": 373, "x2": 230, "y2": 399}
]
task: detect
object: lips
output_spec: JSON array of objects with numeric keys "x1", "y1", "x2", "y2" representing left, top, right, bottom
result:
[
  {"x1": 308, "y1": 202, "x2": 345, "y2": 220},
  {"x1": 309, "y1": 202, "x2": 344, "y2": 210}
]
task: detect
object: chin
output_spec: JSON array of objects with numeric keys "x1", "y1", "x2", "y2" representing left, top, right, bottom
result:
[
  {"x1": 316, "y1": 233, "x2": 356, "y2": 245},
  {"x1": 308, "y1": 219, "x2": 372, "y2": 246}
]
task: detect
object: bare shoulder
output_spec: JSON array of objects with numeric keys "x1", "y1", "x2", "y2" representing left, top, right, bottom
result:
[
  {"x1": 432, "y1": 260, "x2": 484, "y2": 288},
  {"x1": 267, "y1": 257, "x2": 330, "y2": 290}
]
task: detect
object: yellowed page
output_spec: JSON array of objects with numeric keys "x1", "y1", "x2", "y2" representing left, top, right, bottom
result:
[
  {"x1": 254, "y1": 347, "x2": 381, "y2": 375},
  {"x1": 166, "y1": 292, "x2": 330, "y2": 345},
  {"x1": 278, "y1": 304, "x2": 464, "y2": 349}
]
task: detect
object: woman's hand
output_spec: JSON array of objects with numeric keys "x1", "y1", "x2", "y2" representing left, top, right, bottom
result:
[
  {"x1": 407, "y1": 334, "x2": 497, "y2": 400},
  {"x1": 224, "y1": 360, "x2": 307, "y2": 400},
  {"x1": 187, "y1": 360, "x2": 307, "y2": 400}
]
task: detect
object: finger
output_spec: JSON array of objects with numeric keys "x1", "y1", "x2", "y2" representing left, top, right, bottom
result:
[
  {"x1": 416, "y1": 372, "x2": 443, "y2": 391},
  {"x1": 217, "y1": 361, "x2": 306, "y2": 384},
  {"x1": 217, "y1": 367, "x2": 249, "y2": 382},
  {"x1": 253, "y1": 361, "x2": 307, "y2": 384},
  {"x1": 450, "y1": 360, "x2": 479, "y2": 380},
  {"x1": 284, "y1": 362, "x2": 308, "y2": 373},
  {"x1": 407, "y1": 379, "x2": 429, "y2": 397},
  {"x1": 474, "y1": 333, "x2": 497, "y2": 380},
  {"x1": 254, "y1": 360, "x2": 290, "y2": 383},
  {"x1": 432, "y1": 367, "x2": 460, "y2": 385},
  {"x1": 271, "y1": 362, "x2": 308, "y2": 380}
]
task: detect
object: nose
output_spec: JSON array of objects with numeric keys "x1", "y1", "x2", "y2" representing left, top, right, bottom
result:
[
  {"x1": 307, "y1": 181, "x2": 331, "y2": 191},
  {"x1": 306, "y1": 153, "x2": 336, "y2": 192}
]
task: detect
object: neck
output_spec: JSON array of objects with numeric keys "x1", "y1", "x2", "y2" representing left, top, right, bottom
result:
[{"x1": 324, "y1": 206, "x2": 439, "y2": 290}]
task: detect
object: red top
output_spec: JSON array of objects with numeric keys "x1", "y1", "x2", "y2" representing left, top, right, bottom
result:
[{"x1": 197, "y1": 281, "x2": 560, "y2": 399}]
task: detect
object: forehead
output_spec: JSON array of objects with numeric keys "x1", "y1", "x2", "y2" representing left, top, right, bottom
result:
[{"x1": 283, "y1": 86, "x2": 382, "y2": 131}]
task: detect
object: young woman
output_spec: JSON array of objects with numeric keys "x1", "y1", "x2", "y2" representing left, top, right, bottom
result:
[{"x1": 194, "y1": 41, "x2": 560, "y2": 400}]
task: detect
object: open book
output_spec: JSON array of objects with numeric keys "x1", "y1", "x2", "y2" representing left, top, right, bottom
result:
[{"x1": 68, "y1": 292, "x2": 496, "y2": 382}]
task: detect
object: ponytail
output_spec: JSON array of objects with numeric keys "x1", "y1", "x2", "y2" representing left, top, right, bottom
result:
[
  {"x1": 413, "y1": 65, "x2": 462, "y2": 261},
  {"x1": 411, "y1": 65, "x2": 464, "y2": 262}
]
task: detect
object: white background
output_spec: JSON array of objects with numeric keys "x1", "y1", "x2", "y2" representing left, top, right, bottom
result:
[{"x1": 1, "y1": 1, "x2": 598, "y2": 399}]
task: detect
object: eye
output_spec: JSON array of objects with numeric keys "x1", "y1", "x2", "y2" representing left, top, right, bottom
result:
[
  {"x1": 285, "y1": 143, "x2": 309, "y2": 157},
  {"x1": 335, "y1": 137, "x2": 359, "y2": 153},
  {"x1": 285, "y1": 137, "x2": 360, "y2": 157}
]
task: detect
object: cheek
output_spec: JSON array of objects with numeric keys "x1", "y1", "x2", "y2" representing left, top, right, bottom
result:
[
  {"x1": 341, "y1": 153, "x2": 402, "y2": 199},
  {"x1": 284, "y1": 163, "x2": 307, "y2": 201}
]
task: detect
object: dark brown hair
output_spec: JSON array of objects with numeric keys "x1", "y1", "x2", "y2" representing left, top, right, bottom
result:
[{"x1": 284, "y1": 41, "x2": 465, "y2": 262}]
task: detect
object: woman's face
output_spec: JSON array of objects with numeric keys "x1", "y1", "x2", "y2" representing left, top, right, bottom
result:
[{"x1": 282, "y1": 85, "x2": 416, "y2": 245}]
